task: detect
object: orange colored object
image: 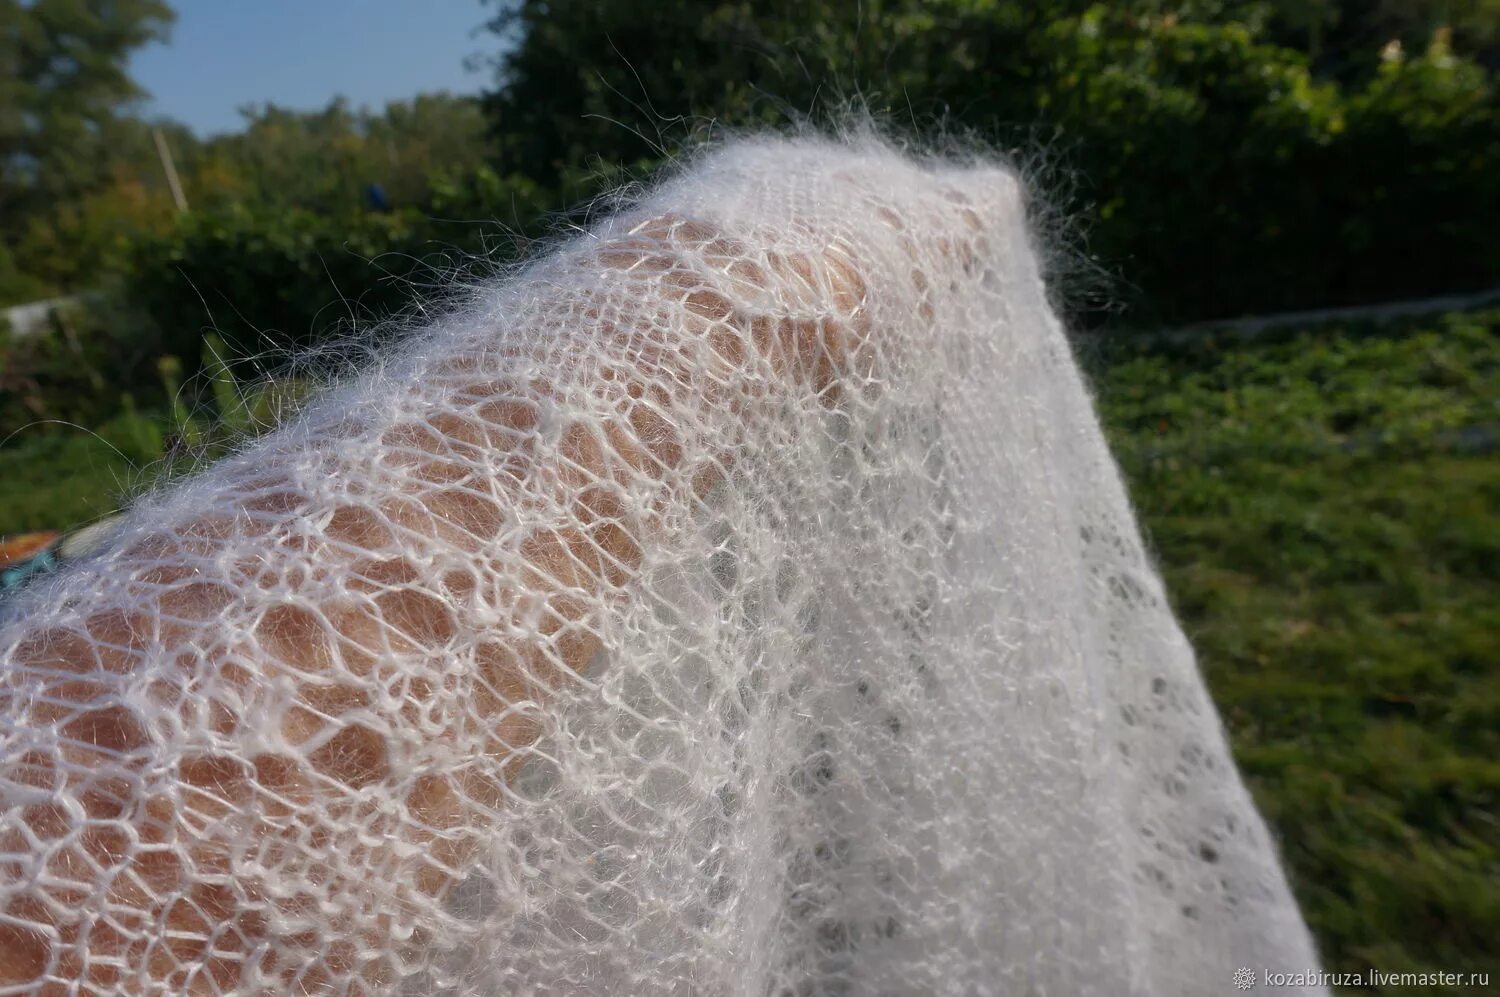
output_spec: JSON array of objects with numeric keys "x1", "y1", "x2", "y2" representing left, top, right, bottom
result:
[{"x1": 0, "y1": 531, "x2": 59, "y2": 569}]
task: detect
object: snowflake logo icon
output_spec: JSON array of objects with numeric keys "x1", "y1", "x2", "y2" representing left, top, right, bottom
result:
[{"x1": 1232, "y1": 967, "x2": 1257, "y2": 990}]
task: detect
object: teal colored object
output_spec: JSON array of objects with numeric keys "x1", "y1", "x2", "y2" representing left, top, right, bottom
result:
[{"x1": 1, "y1": 547, "x2": 58, "y2": 591}]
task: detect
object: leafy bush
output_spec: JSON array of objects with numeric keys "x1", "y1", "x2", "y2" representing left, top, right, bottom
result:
[
  {"x1": 1, "y1": 166, "x2": 547, "y2": 444},
  {"x1": 1331, "y1": 35, "x2": 1500, "y2": 308},
  {"x1": 0, "y1": 294, "x2": 165, "y2": 433},
  {"x1": 121, "y1": 169, "x2": 551, "y2": 377},
  {"x1": 125, "y1": 205, "x2": 435, "y2": 367}
]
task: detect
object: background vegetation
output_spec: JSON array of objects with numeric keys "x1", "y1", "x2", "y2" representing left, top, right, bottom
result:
[{"x1": 0, "y1": 0, "x2": 1495, "y2": 992}]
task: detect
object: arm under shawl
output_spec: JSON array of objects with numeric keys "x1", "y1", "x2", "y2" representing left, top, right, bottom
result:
[{"x1": 0, "y1": 152, "x2": 886, "y2": 994}]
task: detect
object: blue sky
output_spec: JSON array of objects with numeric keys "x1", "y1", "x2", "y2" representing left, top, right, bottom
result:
[{"x1": 131, "y1": 1, "x2": 495, "y2": 136}]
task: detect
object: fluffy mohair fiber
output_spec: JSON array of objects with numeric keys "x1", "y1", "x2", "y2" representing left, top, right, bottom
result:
[{"x1": 0, "y1": 135, "x2": 1327, "y2": 995}]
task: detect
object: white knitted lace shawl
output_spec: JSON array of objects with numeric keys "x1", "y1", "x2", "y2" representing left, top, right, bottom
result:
[{"x1": 0, "y1": 137, "x2": 1326, "y2": 995}]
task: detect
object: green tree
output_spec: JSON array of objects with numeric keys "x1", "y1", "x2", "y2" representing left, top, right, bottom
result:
[
  {"x1": 0, "y1": 0, "x2": 175, "y2": 298},
  {"x1": 9, "y1": 114, "x2": 199, "y2": 293}
]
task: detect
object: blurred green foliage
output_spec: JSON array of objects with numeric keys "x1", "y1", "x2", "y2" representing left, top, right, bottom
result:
[
  {"x1": 122, "y1": 165, "x2": 550, "y2": 373},
  {"x1": 0, "y1": 295, "x2": 164, "y2": 431},
  {"x1": 478, "y1": 0, "x2": 1498, "y2": 325},
  {"x1": 3, "y1": 0, "x2": 1495, "y2": 350},
  {"x1": 0, "y1": 411, "x2": 153, "y2": 534},
  {"x1": 0, "y1": 0, "x2": 176, "y2": 275},
  {"x1": 1, "y1": 0, "x2": 1495, "y2": 406},
  {"x1": 1, "y1": 92, "x2": 499, "y2": 307}
]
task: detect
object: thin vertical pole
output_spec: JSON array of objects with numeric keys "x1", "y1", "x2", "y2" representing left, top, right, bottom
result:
[{"x1": 153, "y1": 127, "x2": 189, "y2": 213}]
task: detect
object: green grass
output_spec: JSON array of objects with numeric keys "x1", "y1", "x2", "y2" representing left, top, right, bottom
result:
[
  {"x1": 1, "y1": 309, "x2": 1496, "y2": 991},
  {"x1": 0, "y1": 409, "x2": 162, "y2": 535},
  {"x1": 1091, "y1": 309, "x2": 1499, "y2": 993}
]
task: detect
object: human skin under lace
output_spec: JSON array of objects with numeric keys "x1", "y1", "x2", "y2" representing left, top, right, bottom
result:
[{"x1": 0, "y1": 137, "x2": 1326, "y2": 995}]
